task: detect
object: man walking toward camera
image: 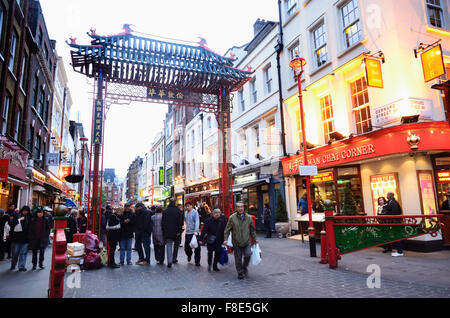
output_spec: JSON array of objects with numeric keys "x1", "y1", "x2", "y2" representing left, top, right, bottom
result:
[
  {"x1": 224, "y1": 201, "x2": 258, "y2": 280},
  {"x1": 184, "y1": 202, "x2": 201, "y2": 266}
]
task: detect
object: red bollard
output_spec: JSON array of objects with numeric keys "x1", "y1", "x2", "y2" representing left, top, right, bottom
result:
[
  {"x1": 49, "y1": 216, "x2": 68, "y2": 298},
  {"x1": 324, "y1": 208, "x2": 338, "y2": 269},
  {"x1": 319, "y1": 230, "x2": 328, "y2": 264}
]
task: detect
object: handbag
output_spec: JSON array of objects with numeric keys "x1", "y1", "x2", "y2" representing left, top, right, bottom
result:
[
  {"x1": 207, "y1": 234, "x2": 217, "y2": 245},
  {"x1": 13, "y1": 219, "x2": 23, "y2": 233}
]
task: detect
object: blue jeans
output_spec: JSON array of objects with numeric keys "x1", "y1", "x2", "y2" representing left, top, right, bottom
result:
[
  {"x1": 11, "y1": 243, "x2": 29, "y2": 269},
  {"x1": 119, "y1": 238, "x2": 133, "y2": 263},
  {"x1": 166, "y1": 239, "x2": 175, "y2": 265},
  {"x1": 135, "y1": 233, "x2": 151, "y2": 263}
]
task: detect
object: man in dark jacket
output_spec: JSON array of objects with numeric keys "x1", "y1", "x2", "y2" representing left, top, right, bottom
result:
[
  {"x1": 66, "y1": 210, "x2": 78, "y2": 244},
  {"x1": 134, "y1": 203, "x2": 152, "y2": 265},
  {"x1": 100, "y1": 208, "x2": 108, "y2": 247},
  {"x1": 3, "y1": 203, "x2": 16, "y2": 259},
  {"x1": 385, "y1": 192, "x2": 404, "y2": 257},
  {"x1": 119, "y1": 203, "x2": 135, "y2": 265},
  {"x1": 9, "y1": 206, "x2": 31, "y2": 271},
  {"x1": 28, "y1": 208, "x2": 51, "y2": 269},
  {"x1": 200, "y1": 208, "x2": 226, "y2": 272},
  {"x1": 162, "y1": 199, "x2": 183, "y2": 268},
  {"x1": 107, "y1": 209, "x2": 122, "y2": 268}
]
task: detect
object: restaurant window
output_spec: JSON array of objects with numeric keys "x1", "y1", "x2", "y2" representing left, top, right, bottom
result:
[
  {"x1": 341, "y1": 0, "x2": 362, "y2": 48},
  {"x1": 350, "y1": 77, "x2": 372, "y2": 134},
  {"x1": 337, "y1": 167, "x2": 363, "y2": 214},
  {"x1": 426, "y1": 0, "x2": 444, "y2": 28},
  {"x1": 312, "y1": 22, "x2": 328, "y2": 68},
  {"x1": 370, "y1": 173, "x2": 401, "y2": 215},
  {"x1": 289, "y1": 42, "x2": 300, "y2": 83},
  {"x1": 295, "y1": 108, "x2": 303, "y2": 149},
  {"x1": 320, "y1": 94, "x2": 335, "y2": 143},
  {"x1": 310, "y1": 171, "x2": 335, "y2": 212},
  {"x1": 434, "y1": 156, "x2": 450, "y2": 210}
]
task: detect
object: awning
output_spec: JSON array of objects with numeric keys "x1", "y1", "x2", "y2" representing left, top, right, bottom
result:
[
  {"x1": 7, "y1": 176, "x2": 28, "y2": 188},
  {"x1": 65, "y1": 198, "x2": 77, "y2": 208},
  {"x1": 234, "y1": 179, "x2": 269, "y2": 190},
  {"x1": 185, "y1": 189, "x2": 217, "y2": 199}
]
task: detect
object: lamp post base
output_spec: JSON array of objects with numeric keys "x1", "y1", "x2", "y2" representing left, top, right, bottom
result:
[{"x1": 308, "y1": 228, "x2": 317, "y2": 257}]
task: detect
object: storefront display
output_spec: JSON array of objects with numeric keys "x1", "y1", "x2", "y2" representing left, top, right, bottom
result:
[
  {"x1": 417, "y1": 171, "x2": 437, "y2": 215},
  {"x1": 432, "y1": 155, "x2": 450, "y2": 210},
  {"x1": 370, "y1": 173, "x2": 401, "y2": 215}
]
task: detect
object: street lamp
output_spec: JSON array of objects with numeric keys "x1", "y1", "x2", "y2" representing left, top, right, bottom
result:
[
  {"x1": 79, "y1": 137, "x2": 89, "y2": 207},
  {"x1": 151, "y1": 168, "x2": 155, "y2": 206},
  {"x1": 289, "y1": 54, "x2": 317, "y2": 257}
]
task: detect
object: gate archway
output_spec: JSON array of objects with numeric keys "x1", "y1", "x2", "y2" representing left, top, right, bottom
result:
[{"x1": 67, "y1": 25, "x2": 252, "y2": 232}]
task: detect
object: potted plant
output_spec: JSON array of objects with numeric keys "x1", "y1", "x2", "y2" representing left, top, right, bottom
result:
[
  {"x1": 337, "y1": 186, "x2": 360, "y2": 223},
  {"x1": 275, "y1": 192, "x2": 290, "y2": 238}
]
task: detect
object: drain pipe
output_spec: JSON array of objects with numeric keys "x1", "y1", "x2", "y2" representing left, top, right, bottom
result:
[{"x1": 276, "y1": 0, "x2": 287, "y2": 157}]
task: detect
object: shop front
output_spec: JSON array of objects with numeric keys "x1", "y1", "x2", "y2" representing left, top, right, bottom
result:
[
  {"x1": 185, "y1": 179, "x2": 219, "y2": 209},
  {"x1": 0, "y1": 137, "x2": 29, "y2": 210},
  {"x1": 282, "y1": 122, "x2": 450, "y2": 251}
]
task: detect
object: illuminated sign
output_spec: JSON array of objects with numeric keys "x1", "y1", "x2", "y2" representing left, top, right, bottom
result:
[
  {"x1": 370, "y1": 173, "x2": 401, "y2": 215},
  {"x1": 94, "y1": 99, "x2": 104, "y2": 144},
  {"x1": 159, "y1": 167, "x2": 164, "y2": 185},
  {"x1": 421, "y1": 44, "x2": 445, "y2": 82},
  {"x1": 147, "y1": 87, "x2": 185, "y2": 101},
  {"x1": 0, "y1": 159, "x2": 9, "y2": 183},
  {"x1": 365, "y1": 58, "x2": 383, "y2": 88},
  {"x1": 60, "y1": 166, "x2": 72, "y2": 180},
  {"x1": 437, "y1": 171, "x2": 450, "y2": 184},
  {"x1": 418, "y1": 171, "x2": 437, "y2": 215},
  {"x1": 311, "y1": 172, "x2": 334, "y2": 183},
  {"x1": 373, "y1": 98, "x2": 433, "y2": 127}
]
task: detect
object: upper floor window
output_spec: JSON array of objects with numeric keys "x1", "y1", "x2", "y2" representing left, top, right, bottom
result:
[
  {"x1": 2, "y1": 94, "x2": 10, "y2": 135},
  {"x1": 238, "y1": 89, "x2": 245, "y2": 113},
  {"x1": 320, "y1": 95, "x2": 335, "y2": 143},
  {"x1": 250, "y1": 78, "x2": 257, "y2": 104},
  {"x1": 286, "y1": 0, "x2": 298, "y2": 19},
  {"x1": 426, "y1": 0, "x2": 444, "y2": 28},
  {"x1": 264, "y1": 64, "x2": 273, "y2": 94},
  {"x1": 32, "y1": 75, "x2": 39, "y2": 108},
  {"x1": 9, "y1": 32, "x2": 17, "y2": 72},
  {"x1": 14, "y1": 108, "x2": 21, "y2": 141},
  {"x1": 0, "y1": 7, "x2": 4, "y2": 47},
  {"x1": 289, "y1": 42, "x2": 301, "y2": 82},
  {"x1": 20, "y1": 55, "x2": 27, "y2": 88},
  {"x1": 341, "y1": 0, "x2": 362, "y2": 48},
  {"x1": 38, "y1": 87, "x2": 45, "y2": 119},
  {"x1": 350, "y1": 77, "x2": 372, "y2": 134},
  {"x1": 312, "y1": 22, "x2": 328, "y2": 68},
  {"x1": 253, "y1": 126, "x2": 260, "y2": 155}
]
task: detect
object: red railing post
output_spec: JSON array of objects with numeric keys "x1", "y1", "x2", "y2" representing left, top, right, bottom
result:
[
  {"x1": 324, "y1": 207, "x2": 338, "y2": 269},
  {"x1": 48, "y1": 216, "x2": 68, "y2": 298}
]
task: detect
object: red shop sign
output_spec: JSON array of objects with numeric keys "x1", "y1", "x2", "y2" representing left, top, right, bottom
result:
[
  {"x1": 0, "y1": 137, "x2": 28, "y2": 180},
  {"x1": 0, "y1": 159, "x2": 9, "y2": 183},
  {"x1": 281, "y1": 122, "x2": 450, "y2": 176}
]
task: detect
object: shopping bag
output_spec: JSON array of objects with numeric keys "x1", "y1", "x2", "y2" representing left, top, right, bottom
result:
[
  {"x1": 219, "y1": 246, "x2": 228, "y2": 266},
  {"x1": 13, "y1": 220, "x2": 23, "y2": 232},
  {"x1": 189, "y1": 235, "x2": 198, "y2": 249},
  {"x1": 84, "y1": 252, "x2": 102, "y2": 270},
  {"x1": 251, "y1": 244, "x2": 262, "y2": 265},
  {"x1": 226, "y1": 234, "x2": 233, "y2": 253},
  {"x1": 82, "y1": 232, "x2": 100, "y2": 254}
]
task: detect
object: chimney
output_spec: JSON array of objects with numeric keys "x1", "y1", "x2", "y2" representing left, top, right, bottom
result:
[{"x1": 253, "y1": 19, "x2": 267, "y2": 37}]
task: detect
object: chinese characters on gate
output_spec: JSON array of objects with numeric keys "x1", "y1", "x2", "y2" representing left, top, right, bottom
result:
[
  {"x1": 147, "y1": 87, "x2": 185, "y2": 101},
  {"x1": 94, "y1": 100, "x2": 104, "y2": 144}
]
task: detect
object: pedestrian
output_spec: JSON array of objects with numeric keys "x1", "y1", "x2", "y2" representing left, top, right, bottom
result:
[
  {"x1": 184, "y1": 201, "x2": 201, "y2": 266},
  {"x1": 263, "y1": 203, "x2": 272, "y2": 238},
  {"x1": 119, "y1": 203, "x2": 135, "y2": 265},
  {"x1": 162, "y1": 199, "x2": 183, "y2": 268},
  {"x1": 149, "y1": 205, "x2": 157, "y2": 217},
  {"x1": 441, "y1": 190, "x2": 450, "y2": 210},
  {"x1": 297, "y1": 193, "x2": 308, "y2": 216},
  {"x1": 0, "y1": 209, "x2": 6, "y2": 261},
  {"x1": 77, "y1": 210, "x2": 87, "y2": 234},
  {"x1": 200, "y1": 208, "x2": 225, "y2": 272},
  {"x1": 197, "y1": 202, "x2": 207, "y2": 224},
  {"x1": 223, "y1": 201, "x2": 258, "y2": 280},
  {"x1": 377, "y1": 197, "x2": 388, "y2": 216},
  {"x1": 9, "y1": 206, "x2": 31, "y2": 271},
  {"x1": 66, "y1": 210, "x2": 78, "y2": 244},
  {"x1": 134, "y1": 203, "x2": 152, "y2": 265},
  {"x1": 175, "y1": 203, "x2": 185, "y2": 254},
  {"x1": 107, "y1": 208, "x2": 122, "y2": 268},
  {"x1": 151, "y1": 206, "x2": 165, "y2": 265},
  {"x1": 28, "y1": 208, "x2": 51, "y2": 270},
  {"x1": 4, "y1": 203, "x2": 16, "y2": 259},
  {"x1": 44, "y1": 208, "x2": 54, "y2": 230},
  {"x1": 385, "y1": 192, "x2": 404, "y2": 257},
  {"x1": 100, "y1": 208, "x2": 108, "y2": 248}
]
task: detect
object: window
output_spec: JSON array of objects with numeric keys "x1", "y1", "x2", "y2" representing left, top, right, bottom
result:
[
  {"x1": 9, "y1": 32, "x2": 17, "y2": 72},
  {"x1": 28, "y1": 125, "x2": 34, "y2": 152},
  {"x1": 289, "y1": 42, "x2": 300, "y2": 82},
  {"x1": 341, "y1": 0, "x2": 362, "y2": 48},
  {"x1": 320, "y1": 95, "x2": 335, "y2": 143},
  {"x1": 14, "y1": 108, "x2": 21, "y2": 141},
  {"x1": 426, "y1": 0, "x2": 444, "y2": 28},
  {"x1": 312, "y1": 23, "x2": 328, "y2": 67},
  {"x1": 37, "y1": 27, "x2": 43, "y2": 47},
  {"x1": 238, "y1": 89, "x2": 245, "y2": 113},
  {"x1": 2, "y1": 95, "x2": 10, "y2": 135},
  {"x1": 264, "y1": 65, "x2": 273, "y2": 94},
  {"x1": 250, "y1": 78, "x2": 257, "y2": 104},
  {"x1": 34, "y1": 135, "x2": 41, "y2": 161},
  {"x1": 240, "y1": 133, "x2": 247, "y2": 158},
  {"x1": 191, "y1": 129, "x2": 195, "y2": 145},
  {"x1": 38, "y1": 87, "x2": 45, "y2": 119},
  {"x1": 0, "y1": 7, "x2": 4, "y2": 46},
  {"x1": 254, "y1": 126, "x2": 260, "y2": 155},
  {"x1": 350, "y1": 77, "x2": 372, "y2": 134},
  {"x1": 32, "y1": 75, "x2": 39, "y2": 109},
  {"x1": 285, "y1": 0, "x2": 298, "y2": 19},
  {"x1": 41, "y1": 141, "x2": 46, "y2": 168},
  {"x1": 207, "y1": 117, "x2": 211, "y2": 130},
  {"x1": 295, "y1": 109, "x2": 303, "y2": 148},
  {"x1": 44, "y1": 99, "x2": 50, "y2": 126},
  {"x1": 267, "y1": 118, "x2": 278, "y2": 155},
  {"x1": 20, "y1": 55, "x2": 27, "y2": 88}
]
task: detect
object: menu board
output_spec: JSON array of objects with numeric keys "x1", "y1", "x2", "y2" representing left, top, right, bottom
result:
[
  {"x1": 418, "y1": 171, "x2": 437, "y2": 215},
  {"x1": 370, "y1": 173, "x2": 401, "y2": 215}
]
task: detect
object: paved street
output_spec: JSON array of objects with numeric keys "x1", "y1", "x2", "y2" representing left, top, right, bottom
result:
[{"x1": 1, "y1": 234, "x2": 450, "y2": 298}]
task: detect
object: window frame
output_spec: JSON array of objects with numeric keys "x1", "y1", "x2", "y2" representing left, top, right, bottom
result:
[
  {"x1": 2, "y1": 94, "x2": 11, "y2": 135},
  {"x1": 285, "y1": 0, "x2": 298, "y2": 19},
  {"x1": 350, "y1": 77, "x2": 372, "y2": 135},
  {"x1": 250, "y1": 78, "x2": 257, "y2": 104},
  {"x1": 311, "y1": 22, "x2": 328, "y2": 68},
  {"x1": 426, "y1": 0, "x2": 445, "y2": 28},
  {"x1": 8, "y1": 31, "x2": 18, "y2": 73},
  {"x1": 340, "y1": 0, "x2": 363, "y2": 49},
  {"x1": 320, "y1": 94, "x2": 336, "y2": 143},
  {"x1": 264, "y1": 64, "x2": 273, "y2": 94}
]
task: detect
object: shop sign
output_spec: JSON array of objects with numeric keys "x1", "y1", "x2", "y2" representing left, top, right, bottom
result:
[
  {"x1": 159, "y1": 167, "x2": 164, "y2": 185},
  {"x1": 162, "y1": 187, "x2": 171, "y2": 198},
  {"x1": 46, "y1": 153, "x2": 59, "y2": 167},
  {"x1": 0, "y1": 137, "x2": 28, "y2": 180},
  {"x1": 299, "y1": 165, "x2": 318, "y2": 176},
  {"x1": 418, "y1": 172, "x2": 437, "y2": 215},
  {"x1": 311, "y1": 172, "x2": 333, "y2": 184},
  {"x1": 234, "y1": 173, "x2": 258, "y2": 185},
  {"x1": 60, "y1": 166, "x2": 72, "y2": 180},
  {"x1": 0, "y1": 159, "x2": 9, "y2": 183},
  {"x1": 94, "y1": 99, "x2": 104, "y2": 144},
  {"x1": 421, "y1": 44, "x2": 445, "y2": 82},
  {"x1": 147, "y1": 87, "x2": 185, "y2": 101},
  {"x1": 373, "y1": 98, "x2": 432, "y2": 127},
  {"x1": 437, "y1": 171, "x2": 450, "y2": 183},
  {"x1": 365, "y1": 57, "x2": 383, "y2": 88}
]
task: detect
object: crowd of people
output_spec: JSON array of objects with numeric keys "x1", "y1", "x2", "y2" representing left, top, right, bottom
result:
[{"x1": 103, "y1": 199, "x2": 258, "y2": 279}]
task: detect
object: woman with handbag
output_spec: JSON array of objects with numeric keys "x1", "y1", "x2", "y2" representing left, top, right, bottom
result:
[
  {"x1": 106, "y1": 208, "x2": 122, "y2": 268},
  {"x1": 200, "y1": 208, "x2": 226, "y2": 272}
]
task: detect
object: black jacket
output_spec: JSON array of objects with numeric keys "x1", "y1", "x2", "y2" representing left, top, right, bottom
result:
[
  {"x1": 107, "y1": 213, "x2": 121, "y2": 242},
  {"x1": 120, "y1": 211, "x2": 135, "y2": 239},
  {"x1": 441, "y1": 200, "x2": 450, "y2": 211},
  {"x1": 385, "y1": 198, "x2": 402, "y2": 215},
  {"x1": 162, "y1": 206, "x2": 183, "y2": 240},
  {"x1": 200, "y1": 216, "x2": 225, "y2": 247},
  {"x1": 77, "y1": 217, "x2": 87, "y2": 233},
  {"x1": 67, "y1": 215, "x2": 78, "y2": 234},
  {"x1": 8, "y1": 212, "x2": 31, "y2": 244},
  {"x1": 28, "y1": 216, "x2": 51, "y2": 250},
  {"x1": 101, "y1": 213, "x2": 107, "y2": 233},
  {"x1": 135, "y1": 208, "x2": 153, "y2": 235}
]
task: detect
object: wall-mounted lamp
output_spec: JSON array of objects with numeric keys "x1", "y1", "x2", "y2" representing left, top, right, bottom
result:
[{"x1": 401, "y1": 114, "x2": 420, "y2": 124}]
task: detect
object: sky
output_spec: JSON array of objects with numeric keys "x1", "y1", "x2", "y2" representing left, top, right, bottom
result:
[{"x1": 39, "y1": 0, "x2": 279, "y2": 180}]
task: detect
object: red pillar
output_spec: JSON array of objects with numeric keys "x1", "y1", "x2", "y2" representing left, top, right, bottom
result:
[
  {"x1": 48, "y1": 216, "x2": 68, "y2": 298},
  {"x1": 324, "y1": 208, "x2": 338, "y2": 269}
]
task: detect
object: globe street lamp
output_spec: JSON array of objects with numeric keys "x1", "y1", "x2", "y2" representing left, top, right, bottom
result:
[{"x1": 289, "y1": 54, "x2": 317, "y2": 257}]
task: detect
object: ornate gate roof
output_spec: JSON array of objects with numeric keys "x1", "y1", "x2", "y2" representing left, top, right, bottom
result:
[{"x1": 68, "y1": 26, "x2": 252, "y2": 94}]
